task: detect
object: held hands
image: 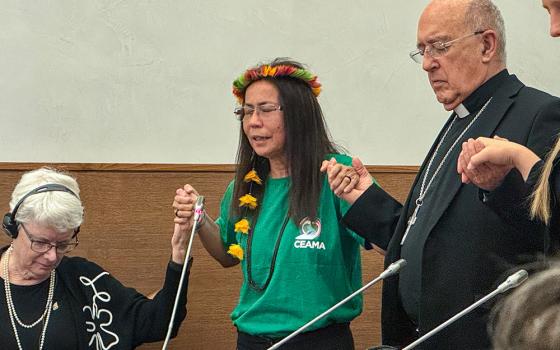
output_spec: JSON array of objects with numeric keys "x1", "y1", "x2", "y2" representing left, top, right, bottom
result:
[
  {"x1": 170, "y1": 184, "x2": 201, "y2": 264},
  {"x1": 457, "y1": 136, "x2": 521, "y2": 191},
  {"x1": 173, "y1": 184, "x2": 201, "y2": 228},
  {"x1": 320, "y1": 157, "x2": 372, "y2": 205}
]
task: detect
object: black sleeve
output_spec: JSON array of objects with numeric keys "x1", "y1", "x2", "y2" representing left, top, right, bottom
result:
[
  {"x1": 483, "y1": 97, "x2": 560, "y2": 237},
  {"x1": 342, "y1": 184, "x2": 402, "y2": 250},
  {"x1": 481, "y1": 167, "x2": 542, "y2": 233},
  {"x1": 56, "y1": 255, "x2": 192, "y2": 348},
  {"x1": 130, "y1": 258, "x2": 193, "y2": 345}
]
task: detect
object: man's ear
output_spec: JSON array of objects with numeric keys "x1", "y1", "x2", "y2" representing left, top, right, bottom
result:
[{"x1": 480, "y1": 30, "x2": 498, "y2": 63}]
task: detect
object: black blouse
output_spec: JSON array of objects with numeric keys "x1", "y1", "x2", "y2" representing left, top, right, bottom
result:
[{"x1": 0, "y1": 272, "x2": 78, "y2": 350}]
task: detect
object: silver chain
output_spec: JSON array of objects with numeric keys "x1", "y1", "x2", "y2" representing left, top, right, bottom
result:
[{"x1": 400, "y1": 98, "x2": 493, "y2": 245}]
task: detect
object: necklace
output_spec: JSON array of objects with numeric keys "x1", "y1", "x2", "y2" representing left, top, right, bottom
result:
[
  {"x1": 246, "y1": 215, "x2": 289, "y2": 291},
  {"x1": 2, "y1": 246, "x2": 55, "y2": 350},
  {"x1": 400, "y1": 98, "x2": 493, "y2": 245}
]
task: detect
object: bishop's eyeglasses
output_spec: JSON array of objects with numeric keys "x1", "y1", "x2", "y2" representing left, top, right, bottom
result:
[{"x1": 409, "y1": 30, "x2": 485, "y2": 63}]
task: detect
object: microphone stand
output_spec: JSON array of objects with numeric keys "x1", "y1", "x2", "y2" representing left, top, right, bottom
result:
[
  {"x1": 161, "y1": 196, "x2": 205, "y2": 350},
  {"x1": 267, "y1": 259, "x2": 407, "y2": 350},
  {"x1": 402, "y1": 269, "x2": 528, "y2": 350}
]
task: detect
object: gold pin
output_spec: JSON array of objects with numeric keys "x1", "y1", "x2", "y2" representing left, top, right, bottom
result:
[{"x1": 52, "y1": 302, "x2": 59, "y2": 311}]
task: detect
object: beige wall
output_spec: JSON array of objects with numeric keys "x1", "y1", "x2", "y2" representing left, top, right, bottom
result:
[{"x1": 0, "y1": 1, "x2": 558, "y2": 165}]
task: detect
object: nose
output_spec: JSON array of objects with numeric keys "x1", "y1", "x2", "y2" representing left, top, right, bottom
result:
[
  {"x1": 43, "y1": 246, "x2": 59, "y2": 262},
  {"x1": 550, "y1": 14, "x2": 560, "y2": 37},
  {"x1": 422, "y1": 53, "x2": 438, "y2": 72},
  {"x1": 244, "y1": 111, "x2": 263, "y2": 126}
]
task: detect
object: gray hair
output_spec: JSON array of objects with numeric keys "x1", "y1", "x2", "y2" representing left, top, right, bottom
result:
[
  {"x1": 465, "y1": 0, "x2": 507, "y2": 64},
  {"x1": 491, "y1": 264, "x2": 560, "y2": 350},
  {"x1": 9, "y1": 167, "x2": 84, "y2": 232}
]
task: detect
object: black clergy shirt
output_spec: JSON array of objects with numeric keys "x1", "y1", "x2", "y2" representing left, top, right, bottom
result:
[{"x1": 398, "y1": 69, "x2": 510, "y2": 325}]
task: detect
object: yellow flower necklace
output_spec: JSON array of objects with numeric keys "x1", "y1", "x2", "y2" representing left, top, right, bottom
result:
[
  {"x1": 226, "y1": 169, "x2": 262, "y2": 260},
  {"x1": 228, "y1": 167, "x2": 289, "y2": 292}
]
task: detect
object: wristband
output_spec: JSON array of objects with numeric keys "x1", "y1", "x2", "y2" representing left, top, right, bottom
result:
[{"x1": 195, "y1": 210, "x2": 206, "y2": 232}]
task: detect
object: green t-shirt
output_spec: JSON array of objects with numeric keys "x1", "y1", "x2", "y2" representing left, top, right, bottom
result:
[{"x1": 216, "y1": 154, "x2": 364, "y2": 337}]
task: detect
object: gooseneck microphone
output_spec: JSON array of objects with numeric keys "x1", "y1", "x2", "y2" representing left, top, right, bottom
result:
[
  {"x1": 267, "y1": 259, "x2": 407, "y2": 350},
  {"x1": 162, "y1": 196, "x2": 205, "y2": 350},
  {"x1": 402, "y1": 269, "x2": 529, "y2": 350}
]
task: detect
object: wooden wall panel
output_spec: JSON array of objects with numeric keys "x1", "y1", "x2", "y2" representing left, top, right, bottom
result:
[{"x1": 0, "y1": 163, "x2": 417, "y2": 349}]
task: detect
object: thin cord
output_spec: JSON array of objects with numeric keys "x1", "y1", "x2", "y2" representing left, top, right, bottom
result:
[{"x1": 161, "y1": 198, "x2": 203, "y2": 349}]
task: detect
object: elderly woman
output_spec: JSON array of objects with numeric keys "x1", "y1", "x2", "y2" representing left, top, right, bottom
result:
[
  {"x1": 0, "y1": 167, "x2": 191, "y2": 350},
  {"x1": 174, "y1": 58, "x2": 367, "y2": 350}
]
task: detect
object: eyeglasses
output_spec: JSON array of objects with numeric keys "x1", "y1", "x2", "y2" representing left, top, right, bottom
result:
[
  {"x1": 21, "y1": 223, "x2": 79, "y2": 254},
  {"x1": 409, "y1": 30, "x2": 485, "y2": 64},
  {"x1": 234, "y1": 103, "x2": 282, "y2": 121}
]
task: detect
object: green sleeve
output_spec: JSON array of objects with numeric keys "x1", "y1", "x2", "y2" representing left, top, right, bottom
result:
[{"x1": 214, "y1": 181, "x2": 237, "y2": 248}]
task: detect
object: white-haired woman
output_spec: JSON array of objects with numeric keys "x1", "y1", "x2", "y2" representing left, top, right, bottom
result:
[{"x1": 0, "y1": 167, "x2": 192, "y2": 350}]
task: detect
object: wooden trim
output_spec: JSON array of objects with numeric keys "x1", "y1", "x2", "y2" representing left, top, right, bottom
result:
[
  {"x1": 0, "y1": 163, "x2": 237, "y2": 172},
  {"x1": 0, "y1": 162, "x2": 419, "y2": 173},
  {"x1": 364, "y1": 165, "x2": 419, "y2": 173}
]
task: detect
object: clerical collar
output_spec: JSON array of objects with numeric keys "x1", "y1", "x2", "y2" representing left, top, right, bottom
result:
[
  {"x1": 459, "y1": 69, "x2": 509, "y2": 116},
  {"x1": 454, "y1": 104, "x2": 470, "y2": 118}
]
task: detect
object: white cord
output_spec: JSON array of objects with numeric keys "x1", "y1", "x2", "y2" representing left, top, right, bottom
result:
[{"x1": 161, "y1": 196, "x2": 204, "y2": 349}]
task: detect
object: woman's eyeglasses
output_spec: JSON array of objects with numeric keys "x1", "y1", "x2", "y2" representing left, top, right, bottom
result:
[
  {"x1": 20, "y1": 223, "x2": 79, "y2": 254},
  {"x1": 234, "y1": 103, "x2": 282, "y2": 121}
]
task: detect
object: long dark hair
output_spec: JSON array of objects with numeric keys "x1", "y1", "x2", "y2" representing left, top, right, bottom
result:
[{"x1": 230, "y1": 58, "x2": 340, "y2": 224}]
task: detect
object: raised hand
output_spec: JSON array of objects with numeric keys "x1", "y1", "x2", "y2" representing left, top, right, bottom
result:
[
  {"x1": 173, "y1": 184, "x2": 200, "y2": 228},
  {"x1": 468, "y1": 137, "x2": 540, "y2": 181},
  {"x1": 171, "y1": 184, "x2": 201, "y2": 264},
  {"x1": 320, "y1": 157, "x2": 372, "y2": 204},
  {"x1": 458, "y1": 137, "x2": 516, "y2": 191}
]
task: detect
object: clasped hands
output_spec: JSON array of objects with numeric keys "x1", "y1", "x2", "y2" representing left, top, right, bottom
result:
[
  {"x1": 457, "y1": 136, "x2": 517, "y2": 191},
  {"x1": 323, "y1": 135, "x2": 528, "y2": 200},
  {"x1": 321, "y1": 157, "x2": 373, "y2": 204}
]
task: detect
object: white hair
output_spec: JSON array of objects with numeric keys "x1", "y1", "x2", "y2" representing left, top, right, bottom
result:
[
  {"x1": 465, "y1": 0, "x2": 507, "y2": 64},
  {"x1": 9, "y1": 167, "x2": 84, "y2": 232}
]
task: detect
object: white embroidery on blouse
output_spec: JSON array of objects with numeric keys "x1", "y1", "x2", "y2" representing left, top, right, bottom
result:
[{"x1": 80, "y1": 272, "x2": 120, "y2": 350}]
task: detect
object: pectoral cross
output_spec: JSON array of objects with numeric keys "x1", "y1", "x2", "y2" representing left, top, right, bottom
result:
[{"x1": 400, "y1": 199, "x2": 423, "y2": 245}]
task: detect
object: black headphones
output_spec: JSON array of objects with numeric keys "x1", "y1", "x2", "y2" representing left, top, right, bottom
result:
[{"x1": 2, "y1": 183, "x2": 80, "y2": 239}]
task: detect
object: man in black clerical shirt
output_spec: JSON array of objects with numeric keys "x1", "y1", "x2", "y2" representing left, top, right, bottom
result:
[{"x1": 323, "y1": 0, "x2": 560, "y2": 349}]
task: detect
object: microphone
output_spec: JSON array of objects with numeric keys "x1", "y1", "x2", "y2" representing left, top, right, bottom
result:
[
  {"x1": 380, "y1": 259, "x2": 407, "y2": 279},
  {"x1": 495, "y1": 269, "x2": 528, "y2": 293},
  {"x1": 267, "y1": 259, "x2": 407, "y2": 350},
  {"x1": 162, "y1": 196, "x2": 205, "y2": 350},
  {"x1": 401, "y1": 269, "x2": 529, "y2": 350}
]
